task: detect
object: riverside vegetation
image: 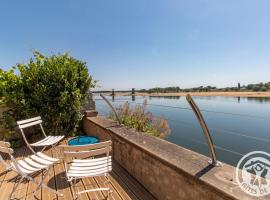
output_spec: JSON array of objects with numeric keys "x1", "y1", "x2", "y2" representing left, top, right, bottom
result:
[{"x1": 109, "y1": 100, "x2": 171, "y2": 138}]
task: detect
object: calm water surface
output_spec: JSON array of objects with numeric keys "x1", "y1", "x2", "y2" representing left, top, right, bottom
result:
[{"x1": 94, "y1": 95, "x2": 270, "y2": 166}]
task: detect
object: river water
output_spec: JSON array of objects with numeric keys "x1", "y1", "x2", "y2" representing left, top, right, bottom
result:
[{"x1": 94, "y1": 95, "x2": 270, "y2": 166}]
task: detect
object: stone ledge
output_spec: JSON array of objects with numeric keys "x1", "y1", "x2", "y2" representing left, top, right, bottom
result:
[
  {"x1": 84, "y1": 116, "x2": 269, "y2": 200},
  {"x1": 84, "y1": 110, "x2": 98, "y2": 117}
]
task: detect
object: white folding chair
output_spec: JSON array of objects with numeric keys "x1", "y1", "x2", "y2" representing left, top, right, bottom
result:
[
  {"x1": 0, "y1": 141, "x2": 63, "y2": 200},
  {"x1": 17, "y1": 116, "x2": 64, "y2": 154},
  {"x1": 60, "y1": 141, "x2": 113, "y2": 200}
]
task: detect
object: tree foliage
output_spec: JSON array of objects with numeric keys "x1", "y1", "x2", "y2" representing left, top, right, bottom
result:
[
  {"x1": 139, "y1": 82, "x2": 270, "y2": 93},
  {"x1": 0, "y1": 52, "x2": 95, "y2": 144},
  {"x1": 139, "y1": 87, "x2": 181, "y2": 93}
]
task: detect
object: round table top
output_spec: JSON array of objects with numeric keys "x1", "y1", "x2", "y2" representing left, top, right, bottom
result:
[{"x1": 68, "y1": 135, "x2": 100, "y2": 146}]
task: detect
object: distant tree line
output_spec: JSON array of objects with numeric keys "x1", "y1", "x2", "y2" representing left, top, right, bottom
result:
[
  {"x1": 245, "y1": 82, "x2": 270, "y2": 92},
  {"x1": 138, "y1": 82, "x2": 270, "y2": 93},
  {"x1": 139, "y1": 87, "x2": 181, "y2": 93}
]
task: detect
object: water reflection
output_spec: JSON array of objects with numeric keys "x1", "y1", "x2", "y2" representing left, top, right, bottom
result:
[
  {"x1": 97, "y1": 94, "x2": 270, "y2": 104},
  {"x1": 246, "y1": 97, "x2": 270, "y2": 103},
  {"x1": 149, "y1": 96, "x2": 181, "y2": 100},
  {"x1": 193, "y1": 96, "x2": 270, "y2": 104},
  {"x1": 110, "y1": 94, "x2": 136, "y2": 102}
]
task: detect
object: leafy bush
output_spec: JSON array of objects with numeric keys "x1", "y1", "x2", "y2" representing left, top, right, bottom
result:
[
  {"x1": 109, "y1": 100, "x2": 171, "y2": 138},
  {"x1": 0, "y1": 51, "x2": 95, "y2": 144}
]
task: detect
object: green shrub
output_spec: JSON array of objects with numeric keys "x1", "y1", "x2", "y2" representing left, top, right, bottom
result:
[
  {"x1": 109, "y1": 100, "x2": 171, "y2": 138},
  {"x1": 0, "y1": 51, "x2": 95, "y2": 143}
]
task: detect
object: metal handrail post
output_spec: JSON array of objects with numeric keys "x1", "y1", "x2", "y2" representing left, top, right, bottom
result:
[
  {"x1": 100, "y1": 94, "x2": 121, "y2": 124},
  {"x1": 186, "y1": 94, "x2": 221, "y2": 166}
]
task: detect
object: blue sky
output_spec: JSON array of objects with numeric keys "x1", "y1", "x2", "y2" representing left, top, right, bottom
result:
[{"x1": 1, "y1": 0, "x2": 270, "y2": 89}]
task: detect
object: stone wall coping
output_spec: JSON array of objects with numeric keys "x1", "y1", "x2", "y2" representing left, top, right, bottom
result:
[{"x1": 87, "y1": 116, "x2": 268, "y2": 200}]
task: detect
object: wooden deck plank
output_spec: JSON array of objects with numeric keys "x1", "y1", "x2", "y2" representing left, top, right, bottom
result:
[
  {"x1": 94, "y1": 175, "x2": 123, "y2": 200},
  {"x1": 72, "y1": 179, "x2": 91, "y2": 200},
  {"x1": 0, "y1": 147, "x2": 26, "y2": 200},
  {"x1": 41, "y1": 149, "x2": 57, "y2": 200},
  {"x1": 0, "y1": 154, "x2": 9, "y2": 188},
  {"x1": 112, "y1": 162, "x2": 156, "y2": 200},
  {"x1": 108, "y1": 171, "x2": 139, "y2": 200},
  {"x1": 81, "y1": 176, "x2": 105, "y2": 200},
  {"x1": 52, "y1": 147, "x2": 74, "y2": 200}
]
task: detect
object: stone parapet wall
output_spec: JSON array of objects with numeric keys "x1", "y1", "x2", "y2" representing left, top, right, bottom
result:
[{"x1": 83, "y1": 115, "x2": 265, "y2": 200}]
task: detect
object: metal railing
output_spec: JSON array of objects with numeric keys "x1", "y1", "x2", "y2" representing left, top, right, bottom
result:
[
  {"x1": 186, "y1": 94, "x2": 221, "y2": 166},
  {"x1": 100, "y1": 94, "x2": 121, "y2": 124}
]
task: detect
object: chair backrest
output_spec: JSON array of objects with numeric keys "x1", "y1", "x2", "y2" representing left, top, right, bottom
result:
[
  {"x1": 17, "y1": 116, "x2": 43, "y2": 129},
  {"x1": 17, "y1": 116, "x2": 47, "y2": 153},
  {"x1": 60, "y1": 140, "x2": 112, "y2": 159},
  {"x1": 0, "y1": 141, "x2": 16, "y2": 171}
]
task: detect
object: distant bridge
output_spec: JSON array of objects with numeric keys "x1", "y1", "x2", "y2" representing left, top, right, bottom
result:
[{"x1": 92, "y1": 88, "x2": 136, "y2": 95}]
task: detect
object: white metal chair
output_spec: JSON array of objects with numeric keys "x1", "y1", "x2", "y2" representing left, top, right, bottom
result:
[
  {"x1": 17, "y1": 116, "x2": 64, "y2": 154},
  {"x1": 0, "y1": 141, "x2": 63, "y2": 199},
  {"x1": 60, "y1": 141, "x2": 113, "y2": 200}
]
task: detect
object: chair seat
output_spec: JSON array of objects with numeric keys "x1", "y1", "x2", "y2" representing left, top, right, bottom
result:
[
  {"x1": 11, "y1": 152, "x2": 59, "y2": 175},
  {"x1": 31, "y1": 136, "x2": 64, "y2": 147},
  {"x1": 67, "y1": 156, "x2": 112, "y2": 179}
]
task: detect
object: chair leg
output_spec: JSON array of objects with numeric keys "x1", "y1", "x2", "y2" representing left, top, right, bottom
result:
[
  {"x1": 49, "y1": 144, "x2": 63, "y2": 163},
  {"x1": 0, "y1": 155, "x2": 12, "y2": 173},
  {"x1": 69, "y1": 178, "x2": 78, "y2": 200},
  {"x1": 41, "y1": 146, "x2": 47, "y2": 152},
  {"x1": 105, "y1": 175, "x2": 112, "y2": 200},
  {"x1": 8, "y1": 176, "x2": 24, "y2": 200},
  {"x1": 29, "y1": 177, "x2": 63, "y2": 196},
  {"x1": 73, "y1": 178, "x2": 78, "y2": 200},
  {"x1": 27, "y1": 168, "x2": 63, "y2": 198},
  {"x1": 30, "y1": 170, "x2": 47, "y2": 200}
]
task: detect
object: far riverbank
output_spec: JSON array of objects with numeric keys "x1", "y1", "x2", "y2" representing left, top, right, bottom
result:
[{"x1": 110, "y1": 91, "x2": 270, "y2": 98}]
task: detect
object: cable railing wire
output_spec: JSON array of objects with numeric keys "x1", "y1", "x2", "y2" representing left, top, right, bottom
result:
[
  {"x1": 200, "y1": 109, "x2": 270, "y2": 120},
  {"x1": 163, "y1": 117, "x2": 270, "y2": 143},
  {"x1": 109, "y1": 99, "x2": 192, "y2": 111},
  {"x1": 209, "y1": 127, "x2": 270, "y2": 143},
  {"x1": 181, "y1": 132, "x2": 268, "y2": 158},
  {"x1": 95, "y1": 98, "x2": 270, "y2": 120},
  {"x1": 96, "y1": 99, "x2": 270, "y2": 143},
  {"x1": 173, "y1": 133, "x2": 245, "y2": 157}
]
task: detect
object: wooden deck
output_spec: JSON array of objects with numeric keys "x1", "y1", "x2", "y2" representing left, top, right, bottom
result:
[{"x1": 0, "y1": 144, "x2": 156, "y2": 200}]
